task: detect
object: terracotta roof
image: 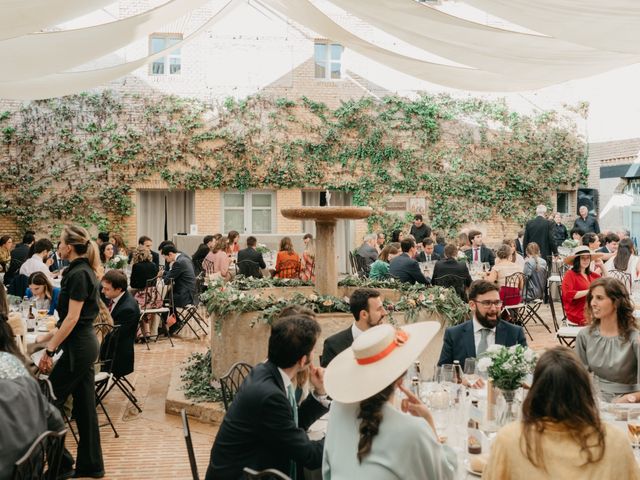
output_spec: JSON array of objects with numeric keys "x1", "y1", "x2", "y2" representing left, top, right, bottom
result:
[{"x1": 588, "y1": 138, "x2": 640, "y2": 164}]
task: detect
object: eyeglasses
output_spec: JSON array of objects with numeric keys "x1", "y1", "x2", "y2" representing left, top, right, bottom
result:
[{"x1": 474, "y1": 300, "x2": 503, "y2": 307}]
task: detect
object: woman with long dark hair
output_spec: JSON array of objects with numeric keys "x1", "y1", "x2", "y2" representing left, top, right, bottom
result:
[
  {"x1": 484, "y1": 346, "x2": 639, "y2": 479},
  {"x1": 576, "y1": 277, "x2": 640, "y2": 403},
  {"x1": 37, "y1": 224, "x2": 104, "y2": 478},
  {"x1": 561, "y1": 246, "x2": 605, "y2": 326},
  {"x1": 26, "y1": 271, "x2": 60, "y2": 315},
  {"x1": 322, "y1": 323, "x2": 456, "y2": 478},
  {"x1": 604, "y1": 237, "x2": 640, "y2": 280}
]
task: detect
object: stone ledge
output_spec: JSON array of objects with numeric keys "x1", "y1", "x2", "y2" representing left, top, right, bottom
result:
[{"x1": 165, "y1": 364, "x2": 225, "y2": 425}]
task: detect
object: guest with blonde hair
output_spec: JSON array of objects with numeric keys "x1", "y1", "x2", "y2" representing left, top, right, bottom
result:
[{"x1": 301, "y1": 233, "x2": 316, "y2": 282}]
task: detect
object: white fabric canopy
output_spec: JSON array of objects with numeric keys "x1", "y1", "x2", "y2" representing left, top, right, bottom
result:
[
  {"x1": 465, "y1": 0, "x2": 640, "y2": 54},
  {"x1": 0, "y1": 0, "x2": 240, "y2": 100},
  {"x1": 0, "y1": 0, "x2": 114, "y2": 41},
  {"x1": 260, "y1": 0, "x2": 552, "y2": 91},
  {"x1": 327, "y1": 0, "x2": 639, "y2": 82},
  {"x1": 0, "y1": 0, "x2": 212, "y2": 81}
]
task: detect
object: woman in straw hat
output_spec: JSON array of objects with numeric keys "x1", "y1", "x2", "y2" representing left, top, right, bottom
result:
[
  {"x1": 322, "y1": 322, "x2": 457, "y2": 479},
  {"x1": 561, "y1": 245, "x2": 606, "y2": 326}
]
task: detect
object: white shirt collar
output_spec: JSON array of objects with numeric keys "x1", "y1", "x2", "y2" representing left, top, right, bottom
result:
[
  {"x1": 277, "y1": 366, "x2": 293, "y2": 392},
  {"x1": 110, "y1": 291, "x2": 126, "y2": 309},
  {"x1": 472, "y1": 316, "x2": 496, "y2": 334},
  {"x1": 351, "y1": 322, "x2": 365, "y2": 340},
  {"x1": 30, "y1": 254, "x2": 45, "y2": 264}
]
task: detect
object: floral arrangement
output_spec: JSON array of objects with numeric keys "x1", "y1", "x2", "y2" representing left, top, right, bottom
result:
[
  {"x1": 181, "y1": 349, "x2": 223, "y2": 402},
  {"x1": 478, "y1": 344, "x2": 537, "y2": 391},
  {"x1": 230, "y1": 275, "x2": 313, "y2": 290},
  {"x1": 391, "y1": 285, "x2": 470, "y2": 325},
  {"x1": 562, "y1": 239, "x2": 578, "y2": 249},
  {"x1": 338, "y1": 276, "x2": 405, "y2": 290},
  {"x1": 106, "y1": 254, "x2": 129, "y2": 269},
  {"x1": 255, "y1": 244, "x2": 270, "y2": 255}
]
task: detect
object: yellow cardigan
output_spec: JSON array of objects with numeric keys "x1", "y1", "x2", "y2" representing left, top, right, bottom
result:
[{"x1": 482, "y1": 421, "x2": 640, "y2": 480}]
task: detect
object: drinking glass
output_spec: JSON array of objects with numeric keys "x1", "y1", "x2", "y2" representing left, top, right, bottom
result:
[
  {"x1": 628, "y1": 408, "x2": 640, "y2": 448},
  {"x1": 464, "y1": 358, "x2": 479, "y2": 386}
]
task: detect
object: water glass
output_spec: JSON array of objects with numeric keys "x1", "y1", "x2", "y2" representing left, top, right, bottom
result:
[
  {"x1": 464, "y1": 358, "x2": 479, "y2": 385},
  {"x1": 628, "y1": 408, "x2": 640, "y2": 448}
]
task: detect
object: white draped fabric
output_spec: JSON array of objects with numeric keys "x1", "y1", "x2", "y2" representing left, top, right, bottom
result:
[
  {"x1": 327, "y1": 0, "x2": 640, "y2": 83},
  {"x1": 465, "y1": 0, "x2": 640, "y2": 54},
  {"x1": 0, "y1": 0, "x2": 212, "y2": 81},
  {"x1": 0, "y1": 0, "x2": 114, "y2": 41},
  {"x1": 0, "y1": 0, "x2": 240, "y2": 100}
]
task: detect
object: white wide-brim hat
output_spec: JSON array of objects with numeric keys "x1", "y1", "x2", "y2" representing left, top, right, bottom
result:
[
  {"x1": 324, "y1": 322, "x2": 440, "y2": 404},
  {"x1": 564, "y1": 245, "x2": 604, "y2": 265}
]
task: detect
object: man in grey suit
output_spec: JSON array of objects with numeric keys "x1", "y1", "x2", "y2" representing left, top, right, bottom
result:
[
  {"x1": 161, "y1": 244, "x2": 196, "y2": 308},
  {"x1": 320, "y1": 288, "x2": 387, "y2": 367},
  {"x1": 356, "y1": 234, "x2": 378, "y2": 274},
  {"x1": 438, "y1": 280, "x2": 527, "y2": 366}
]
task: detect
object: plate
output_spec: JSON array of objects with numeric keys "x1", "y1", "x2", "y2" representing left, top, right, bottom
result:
[
  {"x1": 464, "y1": 459, "x2": 482, "y2": 477},
  {"x1": 37, "y1": 326, "x2": 49, "y2": 332}
]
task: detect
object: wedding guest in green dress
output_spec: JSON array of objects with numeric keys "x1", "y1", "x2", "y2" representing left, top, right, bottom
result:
[{"x1": 369, "y1": 244, "x2": 399, "y2": 280}]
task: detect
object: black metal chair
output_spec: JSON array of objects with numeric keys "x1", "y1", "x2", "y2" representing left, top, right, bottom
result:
[
  {"x1": 608, "y1": 269, "x2": 632, "y2": 292},
  {"x1": 181, "y1": 409, "x2": 199, "y2": 480},
  {"x1": 243, "y1": 468, "x2": 291, "y2": 480},
  {"x1": 37, "y1": 376, "x2": 79, "y2": 445},
  {"x1": 353, "y1": 254, "x2": 370, "y2": 278},
  {"x1": 220, "y1": 362, "x2": 253, "y2": 411},
  {"x1": 432, "y1": 273, "x2": 468, "y2": 301},
  {"x1": 12, "y1": 429, "x2": 67, "y2": 480},
  {"x1": 521, "y1": 265, "x2": 552, "y2": 333},
  {"x1": 348, "y1": 252, "x2": 358, "y2": 276},
  {"x1": 138, "y1": 277, "x2": 172, "y2": 350},
  {"x1": 501, "y1": 272, "x2": 531, "y2": 340},
  {"x1": 174, "y1": 275, "x2": 209, "y2": 340},
  {"x1": 236, "y1": 260, "x2": 262, "y2": 278},
  {"x1": 94, "y1": 322, "x2": 120, "y2": 438}
]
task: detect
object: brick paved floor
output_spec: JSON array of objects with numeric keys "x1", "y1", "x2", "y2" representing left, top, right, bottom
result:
[{"x1": 66, "y1": 303, "x2": 563, "y2": 479}]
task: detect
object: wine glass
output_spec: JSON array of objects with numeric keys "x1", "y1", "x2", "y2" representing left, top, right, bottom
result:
[
  {"x1": 628, "y1": 408, "x2": 640, "y2": 448},
  {"x1": 464, "y1": 358, "x2": 479, "y2": 386}
]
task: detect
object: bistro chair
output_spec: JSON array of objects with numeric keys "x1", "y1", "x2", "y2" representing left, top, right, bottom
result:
[
  {"x1": 220, "y1": 362, "x2": 253, "y2": 411},
  {"x1": 138, "y1": 277, "x2": 172, "y2": 350},
  {"x1": 243, "y1": 468, "x2": 291, "y2": 480},
  {"x1": 431, "y1": 273, "x2": 468, "y2": 301},
  {"x1": 12, "y1": 429, "x2": 67, "y2": 480},
  {"x1": 94, "y1": 322, "x2": 121, "y2": 438},
  {"x1": 521, "y1": 264, "x2": 552, "y2": 334},
  {"x1": 353, "y1": 254, "x2": 370, "y2": 278},
  {"x1": 181, "y1": 409, "x2": 199, "y2": 480},
  {"x1": 236, "y1": 260, "x2": 262, "y2": 278},
  {"x1": 174, "y1": 275, "x2": 209, "y2": 340},
  {"x1": 608, "y1": 269, "x2": 632, "y2": 292},
  {"x1": 501, "y1": 272, "x2": 532, "y2": 340},
  {"x1": 348, "y1": 252, "x2": 358, "y2": 276},
  {"x1": 37, "y1": 376, "x2": 78, "y2": 445}
]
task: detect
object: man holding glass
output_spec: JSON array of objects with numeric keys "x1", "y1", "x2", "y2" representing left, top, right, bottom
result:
[{"x1": 437, "y1": 280, "x2": 526, "y2": 367}]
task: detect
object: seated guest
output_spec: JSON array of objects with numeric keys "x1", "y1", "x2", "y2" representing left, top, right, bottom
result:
[
  {"x1": 19, "y1": 238, "x2": 54, "y2": 278},
  {"x1": 515, "y1": 229, "x2": 525, "y2": 257},
  {"x1": 457, "y1": 232, "x2": 470, "y2": 253},
  {"x1": 274, "y1": 237, "x2": 300, "y2": 279},
  {"x1": 356, "y1": 234, "x2": 378, "y2": 275},
  {"x1": 391, "y1": 230, "x2": 403, "y2": 243},
  {"x1": 604, "y1": 237, "x2": 640, "y2": 281},
  {"x1": 320, "y1": 288, "x2": 387, "y2": 367},
  {"x1": 162, "y1": 245, "x2": 196, "y2": 308},
  {"x1": 416, "y1": 238, "x2": 441, "y2": 263},
  {"x1": 300, "y1": 234, "x2": 316, "y2": 282},
  {"x1": 130, "y1": 246, "x2": 159, "y2": 291},
  {"x1": 205, "y1": 314, "x2": 329, "y2": 479},
  {"x1": 503, "y1": 238, "x2": 525, "y2": 267},
  {"x1": 4, "y1": 232, "x2": 35, "y2": 287},
  {"x1": 99, "y1": 242, "x2": 115, "y2": 266},
  {"x1": 25, "y1": 272, "x2": 60, "y2": 315},
  {"x1": 582, "y1": 232, "x2": 602, "y2": 255},
  {"x1": 191, "y1": 235, "x2": 215, "y2": 276},
  {"x1": 97, "y1": 232, "x2": 110, "y2": 246},
  {"x1": 100, "y1": 270, "x2": 139, "y2": 380},
  {"x1": 432, "y1": 244, "x2": 472, "y2": 301},
  {"x1": 0, "y1": 351, "x2": 65, "y2": 480},
  {"x1": 0, "y1": 235, "x2": 12, "y2": 272},
  {"x1": 483, "y1": 346, "x2": 640, "y2": 479},
  {"x1": 562, "y1": 246, "x2": 605, "y2": 326},
  {"x1": 227, "y1": 230, "x2": 240, "y2": 254},
  {"x1": 203, "y1": 237, "x2": 233, "y2": 281},
  {"x1": 438, "y1": 280, "x2": 526, "y2": 365},
  {"x1": 136, "y1": 235, "x2": 160, "y2": 267},
  {"x1": 597, "y1": 232, "x2": 619, "y2": 262},
  {"x1": 323, "y1": 323, "x2": 457, "y2": 479},
  {"x1": 434, "y1": 233, "x2": 446, "y2": 258},
  {"x1": 110, "y1": 233, "x2": 129, "y2": 257},
  {"x1": 522, "y1": 242, "x2": 547, "y2": 302},
  {"x1": 49, "y1": 241, "x2": 69, "y2": 274},
  {"x1": 237, "y1": 236, "x2": 266, "y2": 278},
  {"x1": 369, "y1": 244, "x2": 399, "y2": 280},
  {"x1": 569, "y1": 226, "x2": 584, "y2": 245},
  {"x1": 576, "y1": 278, "x2": 640, "y2": 403},
  {"x1": 486, "y1": 245, "x2": 523, "y2": 306},
  {"x1": 389, "y1": 238, "x2": 430, "y2": 285},
  {"x1": 375, "y1": 232, "x2": 385, "y2": 254},
  {"x1": 465, "y1": 230, "x2": 495, "y2": 267}
]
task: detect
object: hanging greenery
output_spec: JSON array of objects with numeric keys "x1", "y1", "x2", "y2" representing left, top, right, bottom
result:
[{"x1": 0, "y1": 90, "x2": 586, "y2": 235}]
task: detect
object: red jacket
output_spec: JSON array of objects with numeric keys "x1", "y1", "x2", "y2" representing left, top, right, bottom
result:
[{"x1": 561, "y1": 269, "x2": 600, "y2": 326}]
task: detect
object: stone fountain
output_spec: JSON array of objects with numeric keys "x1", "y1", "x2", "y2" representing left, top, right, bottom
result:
[{"x1": 280, "y1": 205, "x2": 373, "y2": 296}]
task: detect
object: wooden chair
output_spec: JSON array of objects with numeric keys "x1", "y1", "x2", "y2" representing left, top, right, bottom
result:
[
  {"x1": 220, "y1": 362, "x2": 253, "y2": 411},
  {"x1": 243, "y1": 468, "x2": 291, "y2": 480},
  {"x1": 181, "y1": 409, "x2": 199, "y2": 480},
  {"x1": 12, "y1": 429, "x2": 67, "y2": 480}
]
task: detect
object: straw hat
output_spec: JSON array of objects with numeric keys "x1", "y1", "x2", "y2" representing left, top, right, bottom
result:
[
  {"x1": 563, "y1": 245, "x2": 604, "y2": 265},
  {"x1": 324, "y1": 322, "x2": 440, "y2": 404}
]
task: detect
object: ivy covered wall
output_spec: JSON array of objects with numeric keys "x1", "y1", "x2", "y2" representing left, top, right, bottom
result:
[{"x1": 0, "y1": 91, "x2": 587, "y2": 236}]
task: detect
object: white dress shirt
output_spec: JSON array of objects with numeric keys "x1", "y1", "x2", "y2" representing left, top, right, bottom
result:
[
  {"x1": 19, "y1": 254, "x2": 51, "y2": 278},
  {"x1": 473, "y1": 317, "x2": 496, "y2": 353},
  {"x1": 351, "y1": 323, "x2": 365, "y2": 341}
]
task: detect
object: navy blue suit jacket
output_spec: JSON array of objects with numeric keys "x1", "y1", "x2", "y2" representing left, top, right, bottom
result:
[
  {"x1": 437, "y1": 319, "x2": 527, "y2": 366},
  {"x1": 389, "y1": 253, "x2": 430, "y2": 285}
]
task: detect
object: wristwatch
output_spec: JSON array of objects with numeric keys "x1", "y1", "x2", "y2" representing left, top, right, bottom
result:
[{"x1": 45, "y1": 348, "x2": 56, "y2": 358}]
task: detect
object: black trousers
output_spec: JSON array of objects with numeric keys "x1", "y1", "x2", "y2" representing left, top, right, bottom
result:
[{"x1": 49, "y1": 326, "x2": 104, "y2": 474}]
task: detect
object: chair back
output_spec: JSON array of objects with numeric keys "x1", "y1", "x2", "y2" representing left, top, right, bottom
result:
[
  {"x1": 353, "y1": 254, "x2": 369, "y2": 278},
  {"x1": 432, "y1": 274, "x2": 467, "y2": 301},
  {"x1": 608, "y1": 269, "x2": 632, "y2": 291},
  {"x1": 95, "y1": 323, "x2": 120, "y2": 376},
  {"x1": 142, "y1": 278, "x2": 164, "y2": 310},
  {"x1": 243, "y1": 468, "x2": 291, "y2": 480},
  {"x1": 558, "y1": 263, "x2": 570, "y2": 280},
  {"x1": 37, "y1": 377, "x2": 57, "y2": 403},
  {"x1": 8, "y1": 274, "x2": 29, "y2": 298},
  {"x1": 181, "y1": 409, "x2": 199, "y2": 480},
  {"x1": 236, "y1": 260, "x2": 261, "y2": 278},
  {"x1": 348, "y1": 252, "x2": 358, "y2": 275},
  {"x1": 275, "y1": 260, "x2": 300, "y2": 279},
  {"x1": 220, "y1": 362, "x2": 253, "y2": 411},
  {"x1": 502, "y1": 272, "x2": 525, "y2": 305},
  {"x1": 12, "y1": 429, "x2": 67, "y2": 480}
]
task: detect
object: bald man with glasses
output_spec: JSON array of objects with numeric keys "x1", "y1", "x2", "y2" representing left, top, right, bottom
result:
[{"x1": 437, "y1": 280, "x2": 527, "y2": 366}]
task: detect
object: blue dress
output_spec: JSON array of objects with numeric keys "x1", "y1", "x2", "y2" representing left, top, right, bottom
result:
[{"x1": 25, "y1": 287, "x2": 60, "y2": 315}]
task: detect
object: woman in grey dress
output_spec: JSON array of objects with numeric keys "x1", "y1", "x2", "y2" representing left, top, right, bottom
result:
[{"x1": 576, "y1": 277, "x2": 640, "y2": 403}]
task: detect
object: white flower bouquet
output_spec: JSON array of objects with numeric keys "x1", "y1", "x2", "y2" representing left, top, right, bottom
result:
[
  {"x1": 478, "y1": 344, "x2": 537, "y2": 391},
  {"x1": 106, "y1": 254, "x2": 129, "y2": 270}
]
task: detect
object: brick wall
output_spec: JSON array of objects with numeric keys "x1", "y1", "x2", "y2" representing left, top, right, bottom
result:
[
  {"x1": 276, "y1": 189, "x2": 303, "y2": 233},
  {"x1": 194, "y1": 189, "x2": 221, "y2": 234}
]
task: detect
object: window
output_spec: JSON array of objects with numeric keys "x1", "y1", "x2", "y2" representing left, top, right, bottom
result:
[
  {"x1": 557, "y1": 192, "x2": 570, "y2": 214},
  {"x1": 223, "y1": 192, "x2": 274, "y2": 234},
  {"x1": 314, "y1": 42, "x2": 343, "y2": 80},
  {"x1": 149, "y1": 34, "x2": 182, "y2": 75}
]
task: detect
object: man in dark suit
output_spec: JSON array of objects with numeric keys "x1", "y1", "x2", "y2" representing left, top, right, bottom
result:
[
  {"x1": 389, "y1": 238, "x2": 430, "y2": 285},
  {"x1": 416, "y1": 238, "x2": 441, "y2": 263},
  {"x1": 432, "y1": 243, "x2": 472, "y2": 301},
  {"x1": 206, "y1": 314, "x2": 329, "y2": 480},
  {"x1": 438, "y1": 280, "x2": 527, "y2": 366},
  {"x1": 3, "y1": 231, "x2": 34, "y2": 287},
  {"x1": 137, "y1": 235, "x2": 160, "y2": 267},
  {"x1": 100, "y1": 270, "x2": 140, "y2": 379},
  {"x1": 237, "y1": 236, "x2": 267, "y2": 278},
  {"x1": 523, "y1": 205, "x2": 558, "y2": 261},
  {"x1": 320, "y1": 288, "x2": 387, "y2": 367},
  {"x1": 597, "y1": 232, "x2": 619, "y2": 262},
  {"x1": 161, "y1": 245, "x2": 196, "y2": 308},
  {"x1": 465, "y1": 230, "x2": 495, "y2": 267}
]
